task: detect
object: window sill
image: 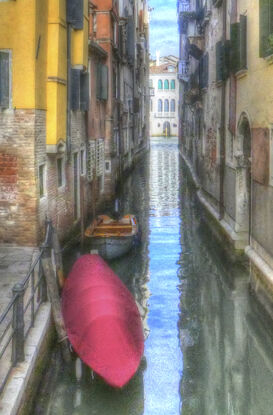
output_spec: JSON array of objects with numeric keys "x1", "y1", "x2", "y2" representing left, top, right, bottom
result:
[
  {"x1": 235, "y1": 69, "x2": 247, "y2": 79},
  {"x1": 264, "y1": 54, "x2": 273, "y2": 64}
]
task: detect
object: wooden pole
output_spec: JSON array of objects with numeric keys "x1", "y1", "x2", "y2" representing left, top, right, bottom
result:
[
  {"x1": 41, "y1": 246, "x2": 71, "y2": 363},
  {"x1": 80, "y1": 176, "x2": 85, "y2": 251},
  {"x1": 52, "y1": 228, "x2": 65, "y2": 290}
]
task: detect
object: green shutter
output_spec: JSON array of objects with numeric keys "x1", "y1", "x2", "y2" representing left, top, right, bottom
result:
[
  {"x1": 216, "y1": 41, "x2": 223, "y2": 82},
  {"x1": 101, "y1": 64, "x2": 108, "y2": 101},
  {"x1": 0, "y1": 51, "x2": 10, "y2": 108},
  {"x1": 230, "y1": 23, "x2": 240, "y2": 72},
  {"x1": 260, "y1": 0, "x2": 272, "y2": 57},
  {"x1": 240, "y1": 15, "x2": 247, "y2": 69},
  {"x1": 96, "y1": 63, "x2": 101, "y2": 100}
]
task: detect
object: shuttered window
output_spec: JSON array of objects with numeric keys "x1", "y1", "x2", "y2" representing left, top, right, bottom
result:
[
  {"x1": 80, "y1": 72, "x2": 89, "y2": 111},
  {"x1": 126, "y1": 16, "x2": 135, "y2": 62},
  {"x1": 71, "y1": 69, "x2": 89, "y2": 110},
  {"x1": 67, "y1": 0, "x2": 83, "y2": 30},
  {"x1": 260, "y1": 0, "x2": 273, "y2": 57},
  {"x1": 216, "y1": 41, "x2": 230, "y2": 81},
  {"x1": 0, "y1": 51, "x2": 10, "y2": 108},
  {"x1": 96, "y1": 64, "x2": 108, "y2": 101},
  {"x1": 200, "y1": 52, "x2": 209, "y2": 89},
  {"x1": 230, "y1": 15, "x2": 247, "y2": 72}
]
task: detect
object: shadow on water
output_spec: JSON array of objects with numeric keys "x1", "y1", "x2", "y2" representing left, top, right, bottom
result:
[{"x1": 34, "y1": 137, "x2": 273, "y2": 415}]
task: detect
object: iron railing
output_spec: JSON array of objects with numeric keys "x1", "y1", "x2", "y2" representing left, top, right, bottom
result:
[{"x1": 0, "y1": 220, "x2": 54, "y2": 394}]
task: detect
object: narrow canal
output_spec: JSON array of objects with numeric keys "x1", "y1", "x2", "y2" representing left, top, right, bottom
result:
[{"x1": 34, "y1": 137, "x2": 273, "y2": 415}]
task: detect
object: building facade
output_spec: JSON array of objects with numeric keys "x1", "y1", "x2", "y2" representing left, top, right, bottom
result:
[
  {"x1": 0, "y1": 0, "x2": 149, "y2": 247},
  {"x1": 177, "y1": 0, "x2": 273, "y2": 315},
  {"x1": 150, "y1": 57, "x2": 179, "y2": 137}
]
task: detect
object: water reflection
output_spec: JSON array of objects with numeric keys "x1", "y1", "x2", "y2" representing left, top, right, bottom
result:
[
  {"x1": 178, "y1": 163, "x2": 273, "y2": 415},
  {"x1": 33, "y1": 137, "x2": 273, "y2": 415}
]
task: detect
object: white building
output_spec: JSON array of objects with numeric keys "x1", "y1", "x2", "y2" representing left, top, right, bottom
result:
[{"x1": 149, "y1": 57, "x2": 179, "y2": 137}]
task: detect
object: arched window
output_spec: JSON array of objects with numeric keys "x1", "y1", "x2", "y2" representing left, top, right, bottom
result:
[
  {"x1": 164, "y1": 79, "x2": 169, "y2": 90},
  {"x1": 149, "y1": 79, "x2": 153, "y2": 87},
  {"x1": 171, "y1": 99, "x2": 175, "y2": 112},
  {"x1": 150, "y1": 99, "x2": 153, "y2": 112},
  {"x1": 171, "y1": 80, "x2": 175, "y2": 90},
  {"x1": 164, "y1": 99, "x2": 169, "y2": 112},
  {"x1": 158, "y1": 79, "x2": 163, "y2": 89},
  {"x1": 158, "y1": 99, "x2": 163, "y2": 112}
]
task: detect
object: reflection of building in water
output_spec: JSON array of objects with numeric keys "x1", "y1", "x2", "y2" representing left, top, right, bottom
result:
[
  {"x1": 150, "y1": 139, "x2": 179, "y2": 216},
  {"x1": 178, "y1": 163, "x2": 273, "y2": 415}
]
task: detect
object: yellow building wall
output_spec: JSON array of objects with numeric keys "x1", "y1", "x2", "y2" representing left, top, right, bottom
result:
[
  {"x1": 47, "y1": 0, "x2": 67, "y2": 145},
  {"x1": 71, "y1": 0, "x2": 89, "y2": 69},
  {"x1": 0, "y1": 0, "x2": 42, "y2": 109},
  {"x1": 236, "y1": 0, "x2": 273, "y2": 128},
  {"x1": 0, "y1": 0, "x2": 89, "y2": 146}
]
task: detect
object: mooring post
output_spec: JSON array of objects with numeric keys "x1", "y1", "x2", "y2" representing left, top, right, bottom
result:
[
  {"x1": 12, "y1": 282, "x2": 25, "y2": 365},
  {"x1": 52, "y1": 228, "x2": 65, "y2": 289},
  {"x1": 41, "y1": 243, "x2": 71, "y2": 363}
]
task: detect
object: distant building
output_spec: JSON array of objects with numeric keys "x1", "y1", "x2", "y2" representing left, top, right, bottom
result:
[{"x1": 149, "y1": 57, "x2": 179, "y2": 137}]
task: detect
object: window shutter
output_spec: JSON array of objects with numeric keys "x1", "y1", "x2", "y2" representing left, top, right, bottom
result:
[
  {"x1": 70, "y1": 68, "x2": 81, "y2": 110},
  {"x1": 216, "y1": 41, "x2": 223, "y2": 82},
  {"x1": 80, "y1": 72, "x2": 89, "y2": 111},
  {"x1": 240, "y1": 15, "x2": 247, "y2": 69},
  {"x1": 0, "y1": 52, "x2": 10, "y2": 108},
  {"x1": 203, "y1": 52, "x2": 209, "y2": 88},
  {"x1": 230, "y1": 23, "x2": 240, "y2": 72},
  {"x1": 87, "y1": 140, "x2": 96, "y2": 182},
  {"x1": 96, "y1": 63, "x2": 101, "y2": 100},
  {"x1": 260, "y1": 0, "x2": 271, "y2": 57},
  {"x1": 126, "y1": 16, "x2": 135, "y2": 62},
  {"x1": 101, "y1": 65, "x2": 108, "y2": 101},
  {"x1": 67, "y1": 0, "x2": 83, "y2": 30}
]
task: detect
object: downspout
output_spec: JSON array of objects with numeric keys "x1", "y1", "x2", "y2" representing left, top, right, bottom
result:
[
  {"x1": 219, "y1": 0, "x2": 227, "y2": 220},
  {"x1": 67, "y1": 23, "x2": 72, "y2": 156}
]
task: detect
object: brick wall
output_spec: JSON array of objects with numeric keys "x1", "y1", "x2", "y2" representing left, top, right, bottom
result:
[{"x1": 0, "y1": 110, "x2": 40, "y2": 246}]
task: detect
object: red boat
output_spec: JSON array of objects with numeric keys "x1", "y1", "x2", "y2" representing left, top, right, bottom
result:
[{"x1": 61, "y1": 254, "x2": 144, "y2": 388}]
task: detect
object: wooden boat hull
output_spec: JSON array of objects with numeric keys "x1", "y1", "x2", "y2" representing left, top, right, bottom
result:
[
  {"x1": 85, "y1": 214, "x2": 139, "y2": 260},
  {"x1": 88, "y1": 234, "x2": 137, "y2": 260},
  {"x1": 62, "y1": 254, "x2": 144, "y2": 388}
]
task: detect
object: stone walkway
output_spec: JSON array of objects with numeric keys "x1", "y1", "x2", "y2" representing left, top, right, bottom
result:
[{"x1": 0, "y1": 246, "x2": 35, "y2": 316}]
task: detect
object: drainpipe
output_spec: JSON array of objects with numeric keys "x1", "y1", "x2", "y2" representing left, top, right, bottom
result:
[
  {"x1": 66, "y1": 23, "x2": 72, "y2": 156},
  {"x1": 219, "y1": 0, "x2": 227, "y2": 220}
]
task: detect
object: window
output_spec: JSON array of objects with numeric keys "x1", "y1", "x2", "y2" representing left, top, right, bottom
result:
[
  {"x1": 164, "y1": 79, "x2": 169, "y2": 90},
  {"x1": 39, "y1": 164, "x2": 46, "y2": 198},
  {"x1": 158, "y1": 99, "x2": 163, "y2": 112},
  {"x1": 96, "y1": 63, "x2": 108, "y2": 101},
  {"x1": 171, "y1": 99, "x2": 175, "y2": 112},
  {"x1": 57, "y1": 157, "x2": 65, "y2": 187},
  {"x1": 164, "y1": 99, "x2": 169, "y2": 112},
  {"x1": 71, "y1": 69, "x2": 89, "y2": 111},
  {"x1": 150, "y1": 99, "x2": 153, "y2": 112},
  {"x1": 149, "y1": 79, "x2": 153, "y2": 87},
  {"x1": 230, "y1": 15, "x2": 247, "y2": 72},
  {"x1": 158, "y1": 79, "x2": 163, "y2": 89},
  {"x1": 260, "y1": 0, "x2": 273, "y2": 57},
  {"x1": 170, "y1": 80, "x2": 175, "y2": 89},
  {"x1": 0, "y1": 51, "x2": 10, "y2": 109},
  {"x1": 80, "y1": 149, "x2": 86, "y2": 175},
  {"x1": 105, "y1": 160, "x2": 111, "y2": 173}
]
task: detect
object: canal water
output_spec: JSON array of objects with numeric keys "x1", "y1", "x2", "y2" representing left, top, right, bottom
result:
[{"x1": 34, "y1": 137, "x2": 273, "y2": 415}]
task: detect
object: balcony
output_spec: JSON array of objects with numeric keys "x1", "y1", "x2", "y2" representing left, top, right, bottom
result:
[
  {"x1": 178, "y1": 60, "x2": 190, "y2": 81},
  {"x1": 154, "y1": 112, "x2": 176, "y2": 118},
  {"x1": 177, "y1": 1, "x2": 190, "y2": 14}
]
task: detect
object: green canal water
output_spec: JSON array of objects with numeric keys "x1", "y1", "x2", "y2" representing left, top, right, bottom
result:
[{"x1": 33, "y1": 137, "x2": 273, "y2": 415}]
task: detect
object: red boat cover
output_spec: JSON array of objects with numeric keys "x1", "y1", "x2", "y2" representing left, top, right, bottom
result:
[{"x1": 62, "y1": 254, "x2": 144, "y2": 388}]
